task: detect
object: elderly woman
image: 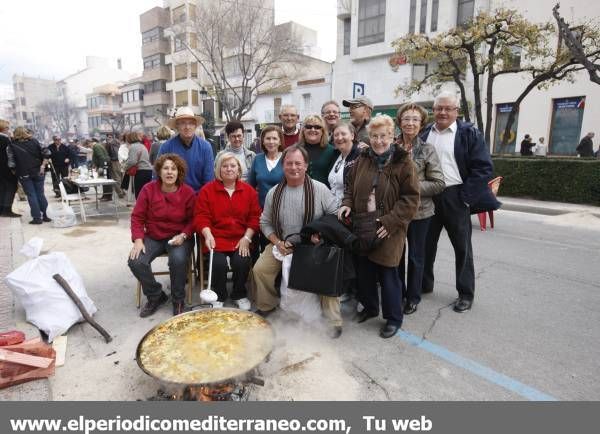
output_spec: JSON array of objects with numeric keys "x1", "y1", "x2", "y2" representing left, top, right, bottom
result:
[
  {"x1": 123, "y1": 131, "x2": 153, "y2": 198},
  {"x1": 395, "y1": 104, "x2": 445, "y2": 315},
  {"x1": 6, "y1": 127, "x2": 51, "y2": 224},
  {"x1": 194, "y1": 152, "x2": 261, "y2": 310},
  {"x1": 216, "y1": 120, "x2": 256, "y2": 182},
  {"x1": 149, "y1": 126, "x2": 173, "y2": 165},
  {"x1": 128, "y1": 154, "x2": 196, "y2": 317},
  {"x1": 247, "y1": 125, "x2": 285, "y2": 208},
  {"x1": 328, "y1": 122, "x2": 360, "y2": 208},
  {"x1": 298, "y1": 114, "x2": 337, "y2": 186},
  {"x1": 339, "y1": 114, "x2": 419, "y2": 338}
]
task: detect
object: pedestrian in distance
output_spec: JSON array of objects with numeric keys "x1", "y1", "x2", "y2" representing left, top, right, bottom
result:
[
  {"x1": 576, "y1": 132, "x2": 595, "y2": 157},
  {"x1": 519, "y1": 134, "x2": 535, "y2": 156},
  {"x1": 0, "y1": 119, "x2": 20, "y2": 218},
  {"x1": 122, "y1": 132, "x2": 153, "y2": 199}
]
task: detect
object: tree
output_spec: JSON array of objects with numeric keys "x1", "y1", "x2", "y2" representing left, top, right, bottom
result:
[
  {"x1": 37, "y1": 98, "x2": 78, "y2": 136},
  {"x1": 173, "y1": 0, "x2": 304, "y2": 121},
  {"x1": 553, "y1": 3, "x2": 600, "y2": 85},
  {"x1": 392, "y1": 9, "x2": 553, "y2": 145}
]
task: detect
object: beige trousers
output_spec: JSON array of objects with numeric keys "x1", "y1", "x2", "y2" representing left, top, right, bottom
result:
[{"x1": 252, "y1": 244, "x2": 342, "y2": 327}]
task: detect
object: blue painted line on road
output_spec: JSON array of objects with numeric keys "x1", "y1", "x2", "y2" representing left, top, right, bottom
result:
[{"x1": 397, "y1": 330, "x2": 558, "y2": 401}]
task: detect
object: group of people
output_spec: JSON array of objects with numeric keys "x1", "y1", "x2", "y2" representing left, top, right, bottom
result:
[{"x1": 127, "y1": 89, "x2": 497, "y2": 341}]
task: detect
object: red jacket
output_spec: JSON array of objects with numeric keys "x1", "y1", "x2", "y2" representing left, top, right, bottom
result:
[
  {"x1": 194, "y1": 180, "x2": 261, "y2": 252},
  {"x1": 131, "y1": 180, "x2": 195, "y2": 241}
]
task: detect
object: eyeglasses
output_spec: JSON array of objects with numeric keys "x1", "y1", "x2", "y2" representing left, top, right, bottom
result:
[
  {"x1": 369, "y1": 134, "x2": 391, "y2": 141},
  {"x1": 322, "y1": 110, "x2": 340, "y2": 116},
  {"x1": 228, "y1": 134, "x2": 244, "y2": 140},
  {"x1": 304, "y1": 124, "x2": 322, "y2": 130},
  {"x1": 400, "y1": 117, "x2": 422, "y2": 123},
  {"x1": 433, "y1": 107, "x2": 458, "y2": 113},
  {"x1": 350, "y1": 104, "x2": 365, "y2": 110}
]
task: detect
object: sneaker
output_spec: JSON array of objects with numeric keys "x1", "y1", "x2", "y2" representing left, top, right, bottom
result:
[
  {"x1": 29, "y1": 219, "x2": 43, "y2": 225},
  {"x1": 233, "y1": 297, "x2": 251, "y2": 311},
  {"x1": 211, "y1": 301, "x2": 224, "y2": 308},
  {"x1": 140, "y1": 292, "x2": 168, "y2": 318}
]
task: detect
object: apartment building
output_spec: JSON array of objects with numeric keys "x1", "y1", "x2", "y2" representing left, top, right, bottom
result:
[
  {"x1": 120, "y1": 79, "x2": 146, "y2": 133},
  {"x1": 140, "y1": 6, "x2": 172, "y2": 134},
  {"x1": 86, "y1": 84, "x2": 124, "y2": 136},
  {"x1": 334, "y1": 0, "x2": 600, "y2": 155},
  {"x1": 11, "y1": 75, "x2": 58, "y2": 133}
]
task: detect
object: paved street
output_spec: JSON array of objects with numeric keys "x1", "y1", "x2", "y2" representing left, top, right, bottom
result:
[{"x1": 1, "y1": 191, "x2": 599, "y2": 401}]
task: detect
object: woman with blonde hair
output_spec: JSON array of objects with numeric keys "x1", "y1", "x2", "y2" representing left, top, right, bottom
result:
[
  {"x1": 194, "y1": 152, "x2": 261, "y2": 310},
  {"x1": 298, "y1": 114, "x2": 337, "y2": 186},
  {"x1": 6, "y1": 127, "x2": 51, "y2": 224},
  {"x1": 123, "y1": 131, "x2": 153, "y2": 198}
]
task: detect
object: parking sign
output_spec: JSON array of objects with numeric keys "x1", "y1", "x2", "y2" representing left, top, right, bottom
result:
[{"x1": 353, "y1": 82, "x2": 365, "y2": 99}]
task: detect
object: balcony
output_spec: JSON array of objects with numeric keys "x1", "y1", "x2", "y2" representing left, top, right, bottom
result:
[
  {"x1": 143, "y1": 92, "x2": 170, "y2": 106},
  {"x1": 142, "y1": 65, "x2": 171, "y2": 82},
  {"x1": 142, "y1": 39, "x2": 170, "y2": 58}
]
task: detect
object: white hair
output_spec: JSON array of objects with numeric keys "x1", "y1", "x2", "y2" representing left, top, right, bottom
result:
[
  {"x1": 434, "y1": 91, "x2": 460, "y2": 107},
  {"x1": 279, "y1": 104, "x2": 298, "y2": 116}
]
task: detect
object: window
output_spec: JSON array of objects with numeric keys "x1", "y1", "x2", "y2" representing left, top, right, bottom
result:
[
  {"x1": 174, "y1": 34, "x2": 186, "y2": 52},
  {"x1": 19, "y1": 83, "x2": 24, "y2": 91},
  {"x1": 190, "y1": 63, "x2": 198, "y2": 78},
  {"x1": 412, "y1": 64, "x2": 428, "y2": 82},
  {"x1": 191, "y1": 90, "x2": 199, "y2": 106},
  {"x1": 122, "y1": 89, "x2": 143, "y2": 103},
  {"x1": 358, "y1": 0, "x2": 386, "y2": 46},
  {"x1": 20, "y1": 97, "x2": 26, "y2": 106},
  {"x1": 430, "y1": 0, "x2": 439, "y2": 32},
  {"x1": 343, "y1": 18, "x2": 351, "y2": 55},
  {"x1": 549, "y1": 97, "x2": 585, "y2": 155},
  {"x1": 143, "y1": 80, "x2": 166, "y2": 94},
  {"x1": 224, "y1": 54, "x2": 250, "y2": 77},
  {"x1": 143, "y1": 54, "x2": 162, "y2": 70},
  {"x1": 457, "y1": 0, "x2": 475, "y2": 26},
  {"x1": 175, "y1": 64, "x2": 188, "y2": 81},
  {"x1": 142, "y1": 27, "x2": 162, "y2": 44},
  {"x1": 419, "y1": 0, "x2": 427, "y2": 33},
  {"x1": 504, "y1": 46, "x2": 522, "y2": 69},
  {"x1": 124, "y1": 112, "x2": 144, "y2": 126},
  {"x1": 88, "y1": 116, "x2": 101, "y2": 129},
  {"x1": 493, "y1": 103, "x2": 519, "y2": 153},
  {"x1": 409, "y1": 0, "x2": 416, "y2": 34},
  {"x1": 189, "y1": 33, "x2": 197, "y2": 49},
  {"x1": 176, "y1": 90, "x2": 188, "y2": 106},
  {"x1": 145, "y1": 105, "x2": 168, "y2": 118},
  {"x1": 172, "y1": 5, "x2": 186, "y2": 24},
  {"x1": 225, "y1": 87, "x2": 251, "y2": 109},
  {"x1": 302, "y1": 93, "x2": 312, "y2": 112}
]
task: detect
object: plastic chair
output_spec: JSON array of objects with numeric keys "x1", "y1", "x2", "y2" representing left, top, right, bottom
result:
[
  {"x1": 478, "y1": 176, "x2": 503, "y2": 231},
  {"x1": 135, "y1": 249, "x2": 196, "y2": 307}
]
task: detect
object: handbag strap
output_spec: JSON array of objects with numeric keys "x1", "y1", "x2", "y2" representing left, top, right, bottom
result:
[{"x1": 371, "y1": 168, "x2": 390, "y2": 212}]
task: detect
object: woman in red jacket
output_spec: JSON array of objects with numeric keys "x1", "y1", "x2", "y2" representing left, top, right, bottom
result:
[
  {"x1": 194, "y1": 152, "x2": 261, "y2": 310},
  {"x1": 128, "y1": 153, "x2": 195, "y2": 317}
]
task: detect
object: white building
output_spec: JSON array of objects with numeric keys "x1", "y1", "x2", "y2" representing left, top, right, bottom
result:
[
  {"x1": 11, "y1": 75, "x2": 58, "y2": 135},
  {"x1": 58, "y1": 56, "x2": 133, "y2": 137},
  {"x1": 333, "y1": 0, "x2": 600, "y2": 155}
]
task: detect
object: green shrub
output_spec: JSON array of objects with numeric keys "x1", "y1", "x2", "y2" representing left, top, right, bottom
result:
[{"x1": 492, "y1": 156, "x2": 600, "y2": 206}]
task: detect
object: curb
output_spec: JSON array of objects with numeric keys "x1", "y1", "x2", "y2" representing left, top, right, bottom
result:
[{"x1": 498, "y1": 196, "x2": 600, "y2": 218}]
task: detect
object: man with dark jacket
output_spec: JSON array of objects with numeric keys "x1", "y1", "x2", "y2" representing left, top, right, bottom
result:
[
  {"x1": 0, "y1": 119, "x2": 20, "y2": 217},
  {"x1": 342, "y1": 97, "x2": 372, "y2": 147},
  {"x1": 576, "y1": 132, "x2": 594, "y2": 157},
  {"x1": 420, "y1": 91, "x2": 497, "y2": 313},
  {"x1": 105, "y1": 133, "x2": 125, "y2": 198},
  {"x1": 48, "y1": 135, "x2": 73, "y2": 197}
]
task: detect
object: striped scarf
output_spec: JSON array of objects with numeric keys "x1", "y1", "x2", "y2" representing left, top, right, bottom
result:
[{"x1": 272, "y1": 175, "x2": 315, "y2": 239}]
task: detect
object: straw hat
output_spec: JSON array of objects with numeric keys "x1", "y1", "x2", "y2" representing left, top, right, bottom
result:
[{"x1": 167, "y1": 106, "x2": 205, "y2": 130}]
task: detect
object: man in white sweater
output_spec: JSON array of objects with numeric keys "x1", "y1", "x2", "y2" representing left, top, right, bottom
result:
[{"x1": 252, "y1": 144, "x2": 342, "y2": 337}]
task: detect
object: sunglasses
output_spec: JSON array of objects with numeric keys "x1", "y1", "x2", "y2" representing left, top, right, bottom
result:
[{"x1": 304, "y1": 124, "x2": 322, "y2": 130}]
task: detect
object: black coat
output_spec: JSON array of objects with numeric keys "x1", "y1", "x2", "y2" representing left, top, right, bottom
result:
[{"x1": 0, "y1": 134, "x2": 17, "y2": 181}]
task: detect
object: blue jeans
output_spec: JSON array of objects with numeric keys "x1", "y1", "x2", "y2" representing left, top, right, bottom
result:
[
  {"x1": 20, "y1": 174, "x2": 48, "y2": 220},
  {"x1": 128, "y1": 237, "x2": 194, "y2": 302},
  {"x1": 398, "y1": 217, "x2": 431, "y2": 305}
]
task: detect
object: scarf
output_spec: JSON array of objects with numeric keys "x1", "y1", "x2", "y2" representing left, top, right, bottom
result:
[{"x1": 272, "y1": 175, "x2": 315, "y2": 239}]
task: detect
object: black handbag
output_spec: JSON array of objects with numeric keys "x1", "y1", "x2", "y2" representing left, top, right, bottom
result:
[{"x1": 287, "y1": 236, "x2": 345, "y2": 297}]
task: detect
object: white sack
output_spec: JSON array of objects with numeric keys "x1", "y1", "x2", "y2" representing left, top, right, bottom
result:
[
  {"x1": 279, "y1": 254, "x2": 322, "y2": 322},
  {"x1": 5, "y1": 245, "x2": 97, "y2": 342},
  {"x1": 46, "y1": 203, "x2": 77, "y2": 228}
]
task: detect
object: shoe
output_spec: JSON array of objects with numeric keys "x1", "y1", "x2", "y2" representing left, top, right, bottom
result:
[
  {"x1": 329, "y1": 326, "x2": 343, "y2": 339},
  {"x1": 255, "y1": 308, "x2": 275, "y2": 318},
  {"x1": 379, "y1": 323, "x2": 400, "y2": 339},
  {"x1": 29, "y1": 219, "x2": 43, "y2": 225},
  {"x1": 1, "y1": 212, "x2": 21, "y2": 218},
  {"x1": 233, "y1": 297, "x2": 251, "y2": 311},
  {"x1": 356, "y1": 310, "x2": 378, "y2": 323},
  {"x1": 211, "y1": 301, "x2": 224, "y2": 308},
  {"x1": 453, "y1": 298, "x2": 473, "y2": 313},
  {"x1": 139, "y1": 292, "x2": 168, "y2": 318},
  {"x1": 339, "y1": 293, "x2": 351, "y2": 303},
  {"x1": 42, "y1": 216, "x2": 52, "y2": 222},
  {"x1": 404, "y1": 302, "x2": 418, "y2": 315},
  {"x1": 421, "y1": 287, "x2": 433, "y2": 294},
  {"x1": 172, "y1": 300, "x2": 185, "y2": 316}
]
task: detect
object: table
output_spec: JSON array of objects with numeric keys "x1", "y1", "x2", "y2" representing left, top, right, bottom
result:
[{"x1": 72, "y1": 178, "x2": 119, "y2": 223}]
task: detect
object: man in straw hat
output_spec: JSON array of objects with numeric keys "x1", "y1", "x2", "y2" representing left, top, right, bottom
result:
[{"x1": 158, "y1": 107, "x2": 214, "y2": 192}]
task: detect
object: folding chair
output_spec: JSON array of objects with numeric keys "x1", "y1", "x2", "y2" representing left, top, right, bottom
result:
[{"x1": 478, "y1": 176, "x2": 504, "y2": 231}]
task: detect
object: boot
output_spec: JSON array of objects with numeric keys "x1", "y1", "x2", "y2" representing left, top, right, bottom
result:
[{"x1": 140, "y1": 292, "x2": 168, "y2": 318}]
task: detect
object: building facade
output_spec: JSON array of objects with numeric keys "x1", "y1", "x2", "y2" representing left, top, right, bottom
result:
[
  {"x1": 333, "y1": 0, "x2": 600, "y2": 155},
  {"x1": 86, "y1": 84, "x2": 124, "y2": 136},
  {"x1": 11, "y1": 75, "x2": 58, "y2": 136}
]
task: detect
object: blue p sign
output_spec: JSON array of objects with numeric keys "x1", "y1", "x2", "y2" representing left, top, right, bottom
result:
[{"x1": 353, "y1": 82, "x2": 365, "y2": 99}]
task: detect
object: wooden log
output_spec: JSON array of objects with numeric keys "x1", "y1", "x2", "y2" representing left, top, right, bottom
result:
[
  {"x1": 0, "y1": 348, "x2": 53, "y2": 368},
  {"x1": 52, "y1": 273, "x2": 113, "y2": 343}
]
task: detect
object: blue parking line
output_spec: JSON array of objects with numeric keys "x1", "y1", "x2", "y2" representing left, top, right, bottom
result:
[{"x1": 397, "y1": 330, "x2": 558, "y2": 401}]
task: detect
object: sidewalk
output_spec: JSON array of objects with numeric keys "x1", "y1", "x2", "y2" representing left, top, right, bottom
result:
[
  {"x1": 498, "y1": 196, "x2": 600, "y2": 217},
  {"x1": 0, "y1": 215, "x2": 51, "y2": 401}
]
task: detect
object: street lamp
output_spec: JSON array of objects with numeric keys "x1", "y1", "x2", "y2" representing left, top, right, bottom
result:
[{"x1": 199, "y1": 86, "x2": 208, "y2": 100}]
